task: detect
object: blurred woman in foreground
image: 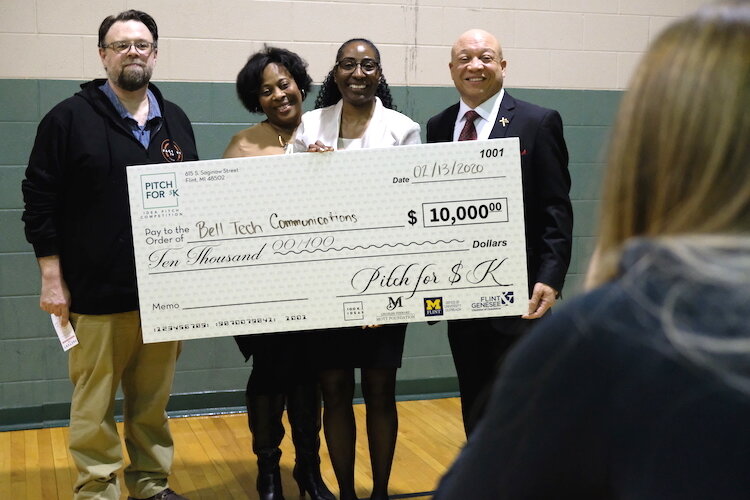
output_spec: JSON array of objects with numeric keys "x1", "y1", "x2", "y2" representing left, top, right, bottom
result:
[
  {"x1": 435, "y1": 2, "x2": 750, "y2": 498},
  {"x1": 224, "y1": 47, "x2": 334, "y2": 500}
]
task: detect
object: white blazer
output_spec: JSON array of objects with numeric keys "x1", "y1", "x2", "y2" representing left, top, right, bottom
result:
[{"x1": 292, "y1": 97, "x2": 421, "y2": 151}]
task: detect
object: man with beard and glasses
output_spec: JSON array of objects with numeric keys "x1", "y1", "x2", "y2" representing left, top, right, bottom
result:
[{"x1": 21, "y1": 9, "x2": 197, "y2": 500}]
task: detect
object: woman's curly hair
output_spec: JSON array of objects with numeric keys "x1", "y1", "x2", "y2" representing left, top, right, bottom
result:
[
  {"x1": 314, "y1": 38, "x2": 396, "y2": 110},
  {"x1": 236, "y1": 46, "x2": 313, "y2": 114}
]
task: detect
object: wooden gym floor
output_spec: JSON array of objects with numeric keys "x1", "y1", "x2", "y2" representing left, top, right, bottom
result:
[{"x1": 0, "y1": 397, "x2": 465, "y2": 499}]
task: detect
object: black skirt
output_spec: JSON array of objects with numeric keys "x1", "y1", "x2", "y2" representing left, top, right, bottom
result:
[{"x1": 309, "y1": 323, "x2": 406, "y2": 369}]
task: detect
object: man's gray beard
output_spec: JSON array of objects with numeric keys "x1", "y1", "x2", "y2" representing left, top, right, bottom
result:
[{"x1": 117, "y1": 66, "x2": 152, "y2": 91}]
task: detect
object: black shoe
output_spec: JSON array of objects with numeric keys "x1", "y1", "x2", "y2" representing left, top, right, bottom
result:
[
  {"x1": 128, "y1": 488, "x2": 189, "y2": 500},
  {"x1": 293, "y1": 461, "x2": 335, "y2": 500},
  {"x1": 257, "y1": 464, "x2": 285, "y2": 500}
]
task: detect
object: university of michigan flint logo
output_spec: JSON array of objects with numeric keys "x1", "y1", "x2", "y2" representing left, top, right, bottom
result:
[
  {"x1": 424, "y1": 297, "x2": 444, "y2": 317},
  {"x1": 141, "y1": 172, "x2": 179, "y2": 209}
]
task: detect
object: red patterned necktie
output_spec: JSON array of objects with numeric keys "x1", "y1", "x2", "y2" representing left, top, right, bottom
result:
[{"x1": 458, "y1": 110, "x2": 480, "y2": 141}]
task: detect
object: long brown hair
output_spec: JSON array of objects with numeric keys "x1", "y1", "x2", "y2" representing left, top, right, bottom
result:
[{"x1": 589, "y1": 2, "x2": 750, "y2": 286}]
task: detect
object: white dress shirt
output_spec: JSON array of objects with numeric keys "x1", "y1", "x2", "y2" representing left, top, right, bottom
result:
[{"x1": 452, "y1": 88, "x2": 505, "y2": 141}]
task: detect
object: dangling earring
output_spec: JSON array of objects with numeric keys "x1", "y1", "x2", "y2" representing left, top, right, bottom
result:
[{"x1": 301, "y1": 89, "x2": 306, "y2": 99}]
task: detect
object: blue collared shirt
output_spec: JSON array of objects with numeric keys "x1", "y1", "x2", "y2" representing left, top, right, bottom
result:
[{"x1": 100, "y1": 81, "x2": 162, "y2": 148}]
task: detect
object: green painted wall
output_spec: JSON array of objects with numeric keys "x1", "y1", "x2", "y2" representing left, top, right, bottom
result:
[{"x1": 0, "y1": 79, "x2": 619, "y2": 429}]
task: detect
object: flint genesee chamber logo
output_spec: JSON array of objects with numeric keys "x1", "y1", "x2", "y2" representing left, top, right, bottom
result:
[
  {"x1": 424, "y1": 297, "x2": 444, "y2": 317},
  {"x1": 472, "y1": 291, "x2": 515, "y2": 311},
  {"x1": 141, "y1": 172, "x2": 179, "y2": 210}
]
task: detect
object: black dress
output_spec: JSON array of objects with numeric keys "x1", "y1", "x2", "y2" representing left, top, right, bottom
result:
[{"x1": 309, "y1": 324, "x2": 406, "y2": 369}]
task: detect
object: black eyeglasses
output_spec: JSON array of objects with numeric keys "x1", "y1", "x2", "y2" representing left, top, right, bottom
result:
[
  {"x1": 100, "y1": 40, "x2": 157, "y2": 55},
  {"x1": 336, "y1": 58, "x2": 380, "y2": 74}
]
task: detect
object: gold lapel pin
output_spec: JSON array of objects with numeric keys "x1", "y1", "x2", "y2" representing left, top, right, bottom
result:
[{"x1": 499, "y1": 117, "x2": 510, "y2": 127}]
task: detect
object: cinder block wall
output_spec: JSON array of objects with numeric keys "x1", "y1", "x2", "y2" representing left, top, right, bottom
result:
[{"x1": 0, "y1": 0, "x2": 707, "y2": 428}]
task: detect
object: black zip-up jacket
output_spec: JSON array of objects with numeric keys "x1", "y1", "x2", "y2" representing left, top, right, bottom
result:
[{"x1": 22, "y1": 79, "x2": 199, "y2": 314}]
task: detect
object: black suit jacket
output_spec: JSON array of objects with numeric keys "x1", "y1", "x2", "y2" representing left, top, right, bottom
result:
[{"x1": 426, "y1": 91, "x2": 573, "y2": 292}]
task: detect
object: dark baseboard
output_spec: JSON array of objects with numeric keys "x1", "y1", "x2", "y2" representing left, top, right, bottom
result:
[{"x1": 0, "y1": 377, "x2": 459, "y2": 432}]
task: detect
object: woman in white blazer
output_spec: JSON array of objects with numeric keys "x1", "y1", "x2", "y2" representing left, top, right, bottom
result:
[
  {"x1": 293, "y1": 38, "x2": 420, "y2": 500},
  {"x1": 293, "y1": 94, "x2": 421, "y2": 151}
]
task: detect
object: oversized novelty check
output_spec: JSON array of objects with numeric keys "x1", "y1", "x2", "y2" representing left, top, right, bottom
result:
[{"x1": 127, "y1": 138, "x2": 528, "y2": 343}]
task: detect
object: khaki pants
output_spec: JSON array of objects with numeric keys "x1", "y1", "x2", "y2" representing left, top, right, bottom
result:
[{"x1": 68, "y1": 311, "x2": 179, "y2": 499}]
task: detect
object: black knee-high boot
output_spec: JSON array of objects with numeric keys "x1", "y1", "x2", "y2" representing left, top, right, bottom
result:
[
  {"x1": 287, "y1": 380, "x2": 335, "y2": 500},
  {"x1": 247, "y1": 376, "x2": 287, "y2": 500}
]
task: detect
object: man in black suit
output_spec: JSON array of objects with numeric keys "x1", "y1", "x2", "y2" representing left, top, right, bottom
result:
[{"x1": 427, "y1": 29, "x2": 573, "y2": 436}]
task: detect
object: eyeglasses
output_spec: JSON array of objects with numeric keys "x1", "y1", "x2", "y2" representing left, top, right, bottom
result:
[
  {"x1": 100, "y1": 40, "x2": 157, "y2": 55},
  {"x1": 336, "y1": 58, "x2": 380, "y2": 74}
]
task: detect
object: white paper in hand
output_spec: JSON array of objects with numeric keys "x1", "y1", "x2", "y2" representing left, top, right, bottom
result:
[{"x1": 51, "y1": 314, "x2": 78, "y2": 351}]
